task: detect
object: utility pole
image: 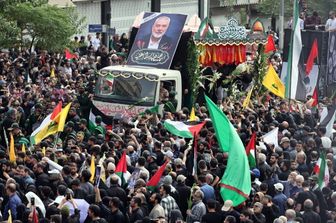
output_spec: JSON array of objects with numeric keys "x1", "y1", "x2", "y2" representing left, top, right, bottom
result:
[
  {"x1": 199, "y1": 0, "x2": 210, "y2": 19},
  {"x1": 279, "y1": 0, "x2": 284, "y2": 52},
  {"x1": 151, "y1": 0, "x2": 161, "y2": 12}
]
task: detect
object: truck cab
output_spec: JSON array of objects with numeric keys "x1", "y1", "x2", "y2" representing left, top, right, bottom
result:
[{"x1": 93, "y1": 65, "x2": 182, "y2": 118}]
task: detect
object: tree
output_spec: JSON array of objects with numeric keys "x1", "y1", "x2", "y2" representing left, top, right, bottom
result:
[
  {"x1": 255, "y1": 0, "x2": 293, "y2": 18},
  {"x1": 0, "y1": 1, "x2": 84, "y2": 51},
  {"x1": 305, "y1": 0, "x2": 336, "y2": 20},
  {"x1": 0, "y1": 16, "x2": 20, "y2": 48}
]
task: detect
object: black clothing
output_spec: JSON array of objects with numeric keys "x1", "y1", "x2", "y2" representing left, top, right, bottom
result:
[{"x1": 201, "y1": 212, "x2": 222, "y2": 223}]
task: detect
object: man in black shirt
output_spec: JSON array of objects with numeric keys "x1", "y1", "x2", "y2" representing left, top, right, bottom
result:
[{"x1": 201, "y1": 199, "x2": 222, "y2": 223}]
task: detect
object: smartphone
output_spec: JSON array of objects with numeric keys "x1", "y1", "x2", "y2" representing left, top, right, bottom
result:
[
  {"x1": 94, "y1": 166, "x2": 102, "y2": 187},
  {"x1": 66, "y1": 192, "x2": 71, "y2": 200},
  {"x1": 31, "y1": 197, "x2": 35, "y2": 206}
]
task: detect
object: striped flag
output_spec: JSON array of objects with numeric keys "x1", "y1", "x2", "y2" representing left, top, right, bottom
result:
[
  {"x1": 30, "y1": 103, "x2": 71, "y2": 145},
  {"x1": 246, "y1": 132, "x2": 257, "y2": 168},
  {"x1": 30, "y1": 101, "x2": 62, "y2": 145},
  {"x1": 319, "y1": 105, "x2": 336, "y2": 138},
  {"x1": 313, "y1": 151, "x2": 329, "y2": 188},
  {"x1": 115, "y1": 151, "x2": 127, "y2": 186},
  {"x1": 285, "y1": 0, "x2": 303, "y2": 99},
  {"x1": 195, "y1": 17, "x2": 218, "y2": 40}
]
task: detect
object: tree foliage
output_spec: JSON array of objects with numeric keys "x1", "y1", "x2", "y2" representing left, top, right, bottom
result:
[
  {"x1": 255, "y1": 0, "x2": 293, "y2": 17},
  {"x1": 256, "y1": 0, "x2": 336, "y2": 20},
  {"x1": 0, "y1": 0, "x2": 84, "y2": 51}
]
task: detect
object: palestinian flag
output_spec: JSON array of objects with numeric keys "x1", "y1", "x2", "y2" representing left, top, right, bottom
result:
[
  {"x1": 65, "y1": 49, "x2": 78, "y2": 60},
  {"x1": 246, "y1": 132, "x2": 257, "y2": 168},
  {"x1": 147, "y1": 160, "x2": 169, "y2": 191},
  {"x1": 115, "y1": 151, "x2": 127, "y2": 186},
  {"x1": 307, "y1": 87, "x2": 318, "y2": 108},
  {"x1": 164, "y1": 120, "x2": 206, "y2": 139},
  {"x1": 313, "y1": 151, "x2": 329, "y2": 188},
  {"x1": 89, "y1": 104, "x2": 110, "y2": 135}
]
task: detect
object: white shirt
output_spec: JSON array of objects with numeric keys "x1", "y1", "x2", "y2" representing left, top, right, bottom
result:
[
  {"x1": 148, "y1": 38, "x2": 161, "y2": 49},
  {"x1": 91, "y1": 37, "x2": 101, "y2": 51},
  {"x1": 299, "y1": 18, "x2": 304, "y2": 29},
  {"x1": 326, "y1": 18, "x2": 336, "y2": 31}
]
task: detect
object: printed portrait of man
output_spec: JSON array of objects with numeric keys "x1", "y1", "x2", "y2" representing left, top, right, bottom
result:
[
  {"x1": 128, "y1": 12, "x2": 187, "y2": 68},
  {"x1": 137, "y1": 16, "x2": 172, "y2": 51}
]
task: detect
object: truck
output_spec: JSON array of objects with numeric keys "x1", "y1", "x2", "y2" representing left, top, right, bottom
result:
[{"x1": 91, "y1": 64, "x2": 182, "y2": 125}]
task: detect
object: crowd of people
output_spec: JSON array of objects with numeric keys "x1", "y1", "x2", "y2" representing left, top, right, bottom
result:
[{"x1": 0, "y1": 30, "x2": 335, "y2": 223}]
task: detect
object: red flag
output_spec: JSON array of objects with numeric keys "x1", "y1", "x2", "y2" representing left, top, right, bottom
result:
[
  {"x1": 306, "y1": 39, "x2": 318, "y2": 75},
  {"x1": 264, "y1": 35, "x2": 276, "y2": 53},
  {"x1": 311, "y1": 87, "x2": 318, "y2": 107},
  {"x1": 65, "y1": 49, "x2": 78, "y2": 60},
  {"x1": 32, "y1": 208, "x2": 39, "y2": 223},
  {"x1": 146, "y1": 160, "x2": 169, "y2": 190},
  {"x1": 188, "y1": 121, "x2": 206, "y2": 136},
  {"x1": 51, "y1": 101, "x2": 62, "y2": 120}
]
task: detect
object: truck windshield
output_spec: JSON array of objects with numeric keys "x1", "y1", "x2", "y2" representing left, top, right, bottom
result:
[{"x1": 96, "y1": 72, "x2": 158, "y2": 105}]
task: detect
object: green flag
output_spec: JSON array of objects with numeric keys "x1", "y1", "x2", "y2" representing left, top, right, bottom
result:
[{"x1": 205, "y1": 95, "x2": 251, "y2": 206}]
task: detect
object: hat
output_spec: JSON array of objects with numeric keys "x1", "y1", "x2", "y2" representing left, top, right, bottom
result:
[
  {"x1": 66, "y1": 121, "x2": 75, "y2": 128},
  {"x1": 107, "y1": 162, "x2": 116, "y2": 172},
  {"x1": 174, "y1": 158, "x2": 183, "y2": 166},
  {"x1": 254, "y1": 202, "x2": 263, "y2": 208},
  {"x1": 95, "y1": 116, "x2": 102, "y2": 124},
  {"x1": 164, "y1": 150, "x2": 174, "y2": 159},
  {"x1": 321, "y1": 136, "x2": 332, "y2": 149},
  {"x1": 274, "y1": 182, "x2": 284, "y2": 191},
  {"x1": 8, "y1": 122, "x2": 20, "y2": 130},
  {"x1": 280, "y1": 137, "x2": 290, "y2": 144},
  {"x1": 163, "y1": 175, "x2": 173, "y2": 186},
  {"x1": 79, "y1": 118, "x2": 87, "y2": 125},
  {"x1": 150, "y1": 153, "x2": 157, "y2": 160},
  {"x1": 56, "y1": 148, "x2": 63, "y2": 152},
  {"x1": 251, "y1": 168, "x2": 260, "y2": 178},
  {"x1": 222, "y1": 200, "x2": 233, "y2": 211},
  {"x1": 176, "y1": 175, "x2": 186, "y2": 183},
  {"x1": 309, "y1": 175, "x2": 318, "y2": 181}
]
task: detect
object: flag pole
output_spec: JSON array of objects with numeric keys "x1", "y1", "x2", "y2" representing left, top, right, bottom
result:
[
  {"x1": 287, "y1": 0, "x2": 297, "y2": 113},
  {"x1": 192, "y1": 132, "x2": 198, "y2": 181},
  {"x1": 53, "y1": 132, "x2": 60, "y2": 150},
  {"x1": 3, "y1": 128, "x2": 8, "y2": 149}
]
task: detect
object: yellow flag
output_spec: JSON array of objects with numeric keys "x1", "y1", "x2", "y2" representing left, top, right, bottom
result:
[
  {"x1": 9, "y1": 133, "x2": 16, "y2": 163},
  {"x1": 31, "y1": 103, "x2": 72, "y2": 145},
  {"x1": 22, "y1": 144, "x2": 26, "y2": 153},
  {"x1": 42, "y1": 147, "x2": 46, "y2": 157},
  {"x1": 190, "y1": 107, "x2": 197, "y2": 121},
  {"x1": 90, "y1": 155, "x2": 95, "y2": 183},
  {"x1": 262, "y1": 64, "x2": 285, "y2": 98},
  {"x1": 50, "y1": 68, "x2": 55, "y2": 78},
  {"x1": 243, "y1": 86, "x2": 254, "y2": 109},
  {"x1": 8, "y1": 210, "x2": 12, "y2": 223}
]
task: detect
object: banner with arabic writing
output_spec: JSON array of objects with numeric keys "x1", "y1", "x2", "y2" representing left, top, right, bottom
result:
[{"x1": 127, "y1": 12, "x2": 187, "y2": 69}]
